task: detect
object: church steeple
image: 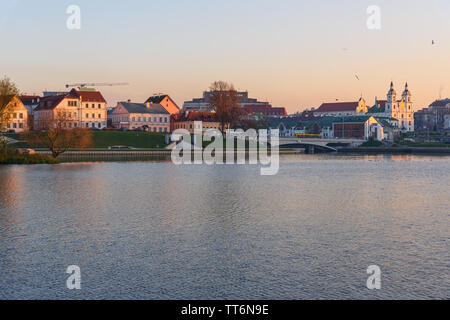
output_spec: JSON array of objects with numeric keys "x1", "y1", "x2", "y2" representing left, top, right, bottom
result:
[
  {"x1": 402, "y1": 82, "x2": 411, "y2": 102},
  {"x1": 387, "y1": 81, "x2": 396, "y2": 102}
]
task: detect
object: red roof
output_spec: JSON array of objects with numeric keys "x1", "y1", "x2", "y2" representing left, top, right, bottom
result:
[
  {"x1": 243, "y1": 104, "x2": 287, "y2": 116},
  {"x1": 70, "y1": 89, "x2": 106, "y2": 103},
  {"x1": 171, "y1": 111, "x2": 218, "y2": 122},
  {"x1": 376, "y1": 100, "x2": 387, "y2": 107},
  {"x1": 317, "y1": 102, "x2": 359, "y2": 112}
]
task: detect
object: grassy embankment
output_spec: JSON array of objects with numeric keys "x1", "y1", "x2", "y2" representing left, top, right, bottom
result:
[{"x1": 5, "y1": 131, "x2": 168, "y2": 150}]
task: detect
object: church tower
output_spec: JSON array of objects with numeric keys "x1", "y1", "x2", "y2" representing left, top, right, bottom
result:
[
  {"x1": 386, "y1": 81, "x2": 396, "y2": 115},
  {"x1": 402, "y1": 82, "x2": 411, "y2": 103},
  {"x1": 401, "y1": 82, "x2": 414, "y2": 131}
]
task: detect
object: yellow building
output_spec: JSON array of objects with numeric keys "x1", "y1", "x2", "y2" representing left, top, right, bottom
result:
[
  {"x1": 34, "y1": 88, "x2": 107, "y2": 130},
  {"x1": 385, "y1": 82, "x2": 414, "y2": 132},
  {"x1": 1, "y1": 95, "x2": 28, "y2": 133}
]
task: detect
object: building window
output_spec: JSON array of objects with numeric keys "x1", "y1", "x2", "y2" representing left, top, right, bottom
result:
[
  {"x1": 92, "y1": 104, "x2": 95, "y2": 108},
  {"x1": 86, "y1": 104, "x2": 89, "y2": 108},
  {"x1": 86, "y1": 114, "x2": 89, "y2": 118},
  {"x1": 98, "y1": 114, "x2": 101, "y2": 119},
  {"x1": 98, "y1": 104, "x2": 101, "y2": 109},
  {"x1": 98, "y1": 123, "x2": 101, "y2": 128}
]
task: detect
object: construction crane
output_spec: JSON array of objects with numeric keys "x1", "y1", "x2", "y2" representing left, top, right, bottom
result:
[{"x1": 65, "y1": 82, "x2": 129, "y2": 89}]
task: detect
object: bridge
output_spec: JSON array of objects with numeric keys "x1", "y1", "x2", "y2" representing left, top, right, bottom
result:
[{"x1": 278, "y1": 138, "x2": 366, "y2": 154}]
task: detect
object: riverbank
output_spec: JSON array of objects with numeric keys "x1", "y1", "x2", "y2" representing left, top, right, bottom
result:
[
  {"x1": 338, "y1": 147, "x2": 450, "y2": 154},
  {"x1": 35, "y1": 149, "x2": 301, "y2": 162}
]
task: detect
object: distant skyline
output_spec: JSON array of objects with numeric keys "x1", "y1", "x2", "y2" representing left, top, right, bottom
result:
[{"x1": 1, "y1": 0, "x2": 450, "y2": 112}]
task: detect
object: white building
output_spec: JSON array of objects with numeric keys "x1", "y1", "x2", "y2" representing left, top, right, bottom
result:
[{"x1": 384, "y1": 82, "x2": 414, "y2": 132}]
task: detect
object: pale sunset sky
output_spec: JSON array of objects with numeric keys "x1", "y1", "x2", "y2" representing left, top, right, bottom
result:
[{"x1": 1, "y1": 0, "x2": 449, "y2": 113}]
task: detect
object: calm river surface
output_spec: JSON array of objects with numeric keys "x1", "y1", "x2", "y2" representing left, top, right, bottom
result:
[{"x1": 0, "y1": 154, "x2": 449, "y2": 300}]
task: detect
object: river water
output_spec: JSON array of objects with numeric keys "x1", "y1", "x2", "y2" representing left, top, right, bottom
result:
[{"x1": 0, "y1": 154, "x2": 449, "y2": 299}]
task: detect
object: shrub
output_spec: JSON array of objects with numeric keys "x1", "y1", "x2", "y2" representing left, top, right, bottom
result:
[
  {"x1": 361, "y1": 140, "x2": 383, "y2": 147},
  {"x1": 0, "y1": 149, "x2": 59, "y2": 165}
]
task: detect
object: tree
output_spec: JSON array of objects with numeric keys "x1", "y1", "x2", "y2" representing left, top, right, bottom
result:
[
  {"x1": 25, "y1": 114, "x2": 93, "y2": 158},
  {"x1": 0, "y1": 77, "x2": 19, "y2": 130},
  {"x1": 208, "y1": 81, "x2": 242, "y2": 133},
  {"x1": 0, "y1": 77, "x2": 20, "y2": 161}
]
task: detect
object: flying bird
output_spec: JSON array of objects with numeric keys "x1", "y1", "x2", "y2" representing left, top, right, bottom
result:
[
  {"x1": 432, "y1": 40, "x2": 435, "y2": 45},
  {"x1": 355, "y1": 75, "x2": 360, "y2": 81}
]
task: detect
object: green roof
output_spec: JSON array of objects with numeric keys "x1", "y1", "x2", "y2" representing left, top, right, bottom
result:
[
  {"x1": 268, "y1": 119, "x2": 300, "y2": 129},
  {"x1": 368, "y1": 106, "x2": 385, "y2": 113}
]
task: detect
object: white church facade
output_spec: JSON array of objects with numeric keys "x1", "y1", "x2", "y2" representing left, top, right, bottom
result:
[{"x1": 369, "y1": 82, "x2": 415, "y2": 132}]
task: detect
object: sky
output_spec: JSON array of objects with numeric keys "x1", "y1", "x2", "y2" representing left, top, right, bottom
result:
[{"x1": 1, "y1": 0, "x2": 450, "y2": 113}]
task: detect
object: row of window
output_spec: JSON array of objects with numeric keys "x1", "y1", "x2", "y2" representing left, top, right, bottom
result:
[
  {"x1": 57, "y1": 112, "x2": 104, "y2": 119},
  {"x1": 173, "y1": 123, "x2": 220, "y2": 130},
  {"x1": 85, "y1": 113, "x2": 103, "y2": 119},
  {"x1": 10, "y1": 113, "x2": 25, "y2": 119},
  {"x1": 60, "y1": 122, "x2": 106, "y2": 129},
  {"x1": 6, "y1": 123, "x2": 24, "y2": 129},
  {"x1": 131, "y1": 116, "x2": 168, "y2": 123},
  {"x1": 131, "y1": 127, "x2": 168, "y2": 133},
  {"x1": 86, "y1": 103, "x2": 103, "y2": 109}
]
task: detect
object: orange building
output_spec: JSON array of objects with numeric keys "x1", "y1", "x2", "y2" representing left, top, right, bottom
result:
[{"x1": 145, "y1": 94, "x2": 180, "y2": 115}]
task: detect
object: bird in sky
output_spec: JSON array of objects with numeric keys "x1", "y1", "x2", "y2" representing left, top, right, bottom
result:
[
  {"x1": 432, "y1": 40, "x2": 435, "y2": 45},
  {"x1": 355, "y1": 75, "x2": 360, "y2": 81}
]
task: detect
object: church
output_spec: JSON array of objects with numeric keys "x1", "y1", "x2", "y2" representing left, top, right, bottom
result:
[{"x1": 368, "y1": 82, "x2": 415, "y2": 132}]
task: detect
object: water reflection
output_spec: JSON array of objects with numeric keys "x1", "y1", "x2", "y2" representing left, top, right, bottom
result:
[{"x1": 0, "y1": 155, "x2": 449, "y2": 300}]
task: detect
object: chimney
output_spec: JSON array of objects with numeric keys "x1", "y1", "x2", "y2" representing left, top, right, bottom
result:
[
  {"x1": 127, "y1": 99, "x2": 131, "y2": 103},
  {"x1": 146, "y1": 102, "x2": 150, "y2": 108}
]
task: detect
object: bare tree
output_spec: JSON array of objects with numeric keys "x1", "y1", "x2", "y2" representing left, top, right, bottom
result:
[
  {"x1": 208, "y1": 81, "x2": 242, "y2": 133},
  {"x1": 25, "y1": 114, "x2": 93, "y2": 158},
  {"x1": 0, "y1": 77, "x2": 20, "y2": 161},
  {"x1": 0, "y1": 77, "x2": 19, "y2": 130}
]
